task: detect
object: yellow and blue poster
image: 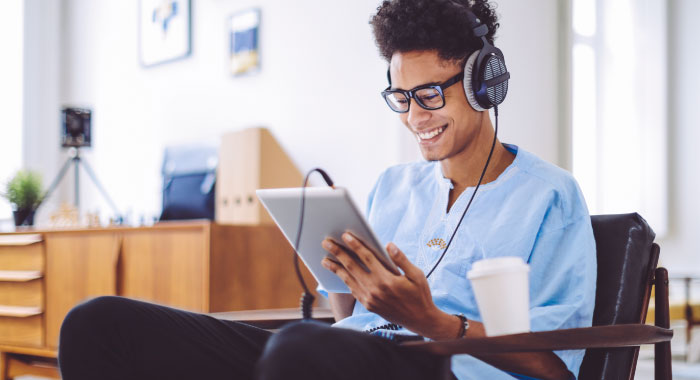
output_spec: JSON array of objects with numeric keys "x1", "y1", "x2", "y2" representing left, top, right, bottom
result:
[{"x1": 229, "y1": 9, "x2": 261, "y2": 76}]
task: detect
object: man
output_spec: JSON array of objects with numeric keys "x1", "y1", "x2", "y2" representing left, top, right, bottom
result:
[{"x1": 58, "y1": 1, "x2": 595, "y2": 379}]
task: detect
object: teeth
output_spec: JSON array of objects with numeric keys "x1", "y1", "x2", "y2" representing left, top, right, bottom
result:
[{"x1": 417, "y1": 126, "x2": 445, "y2": 140}]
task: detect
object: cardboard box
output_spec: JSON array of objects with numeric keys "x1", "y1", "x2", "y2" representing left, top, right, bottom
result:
[{"x1": 216, "y1": 127, "x2": 302, "y2": 225}]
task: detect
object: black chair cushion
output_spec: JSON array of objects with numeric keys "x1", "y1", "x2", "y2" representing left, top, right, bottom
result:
[{"x1": 579, "y1": 213, "x2": 656, "y2": 380}]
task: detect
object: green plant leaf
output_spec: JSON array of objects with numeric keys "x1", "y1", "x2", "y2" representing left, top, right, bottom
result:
[{"x1": 2, "y1": 170, "x2": 44, "y2": 210}]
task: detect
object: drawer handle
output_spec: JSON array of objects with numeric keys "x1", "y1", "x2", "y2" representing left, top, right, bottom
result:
[
  {"x1": 0, "y1": 234, "x2": 43, "y2": 246},
  {"x1": 0, "y1": 305, "x2": 43, "y2": 318},
  {"x1": 0, "y1": 270, "x2": 43, "y2": 282}
]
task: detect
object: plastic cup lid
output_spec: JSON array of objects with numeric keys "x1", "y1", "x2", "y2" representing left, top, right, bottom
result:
[{"x1": 467, "y1": 256, "x2": 529, "y2": 278}]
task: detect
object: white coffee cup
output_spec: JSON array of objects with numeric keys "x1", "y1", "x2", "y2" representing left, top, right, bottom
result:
[{"x1": 467, "y1": 256, "x2": 530, "y2": 336}]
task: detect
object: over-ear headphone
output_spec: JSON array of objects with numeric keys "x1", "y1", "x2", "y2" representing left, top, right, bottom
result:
[
  {"x1": 385, "y1": 2, "x2": 510, "y2": 112},
  {"x1": 461, "y1": 4, "x2": 510, "y2": 111}
]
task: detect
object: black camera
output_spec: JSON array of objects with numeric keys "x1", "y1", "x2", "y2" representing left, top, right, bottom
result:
[{"x1": 62, "y1": 107, "x2": 92, "y2": 148}]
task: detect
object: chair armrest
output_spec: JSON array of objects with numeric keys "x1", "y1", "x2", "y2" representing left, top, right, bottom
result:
[{"x1": 401, "y1": 324, "x2": 672, "y2": 356}]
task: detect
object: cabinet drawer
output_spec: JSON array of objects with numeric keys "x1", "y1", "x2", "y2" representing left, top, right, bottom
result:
[
  {"x1": 0, "y1": 308, "x2": 43, "y2": 347},
  {"x1": 0, "y1": 278, "x2": 43, "y2": 307},
  {"x1": 0, "y1": 235, "x2": 44, "y2": 271}
]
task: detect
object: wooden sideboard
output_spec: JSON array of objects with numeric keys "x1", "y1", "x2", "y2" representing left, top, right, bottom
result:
[{"x1": 0, "y1": 221, "x2": 316, "y2": 379}]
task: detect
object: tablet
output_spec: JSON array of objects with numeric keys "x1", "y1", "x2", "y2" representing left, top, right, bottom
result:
[{"x1": 256, "y1": 187, "x2": 400, "y2": 293}]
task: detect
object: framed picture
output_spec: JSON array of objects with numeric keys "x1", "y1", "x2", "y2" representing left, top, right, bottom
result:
[
  {"x1": 139, "y1": 0, "x2": 192, "y2": 67},
  {"x1": 229, "y1": 9, "x2": 261, "y2": 76}
]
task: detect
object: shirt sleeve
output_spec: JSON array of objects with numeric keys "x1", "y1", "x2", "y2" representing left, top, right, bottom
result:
[{"x1": 527, "y1": 215, "x2": 597, "y2": 375}]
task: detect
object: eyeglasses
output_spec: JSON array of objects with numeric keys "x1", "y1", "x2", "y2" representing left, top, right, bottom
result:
[{"x1": 381, "y1": 72, "x2": 464, "y2": 113}]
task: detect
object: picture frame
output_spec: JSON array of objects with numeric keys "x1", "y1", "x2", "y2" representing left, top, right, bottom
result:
[
  {"x1": 228, "y1": 8, "x2": 261, "y2": 76},
  {"x1": 139, "y1": 0, "x2": 192, "y2": 67}
]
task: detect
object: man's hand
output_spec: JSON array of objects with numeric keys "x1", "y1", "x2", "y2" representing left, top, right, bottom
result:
[{"x1": 321, "y1": 232, "x2": 460, "y2": 340}]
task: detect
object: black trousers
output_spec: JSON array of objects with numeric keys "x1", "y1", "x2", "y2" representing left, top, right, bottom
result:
[{"x1": 58, "y1": 296, "x2": 451, "y2": 380}]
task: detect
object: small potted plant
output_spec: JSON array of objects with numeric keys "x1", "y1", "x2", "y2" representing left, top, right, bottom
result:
[{"x1": 2, "y1": 170, "x2": 43, "y2": 226}]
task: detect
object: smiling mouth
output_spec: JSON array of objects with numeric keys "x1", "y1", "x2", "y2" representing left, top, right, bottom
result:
[{"x1": 416, "y1": 125, "x2": 447, "y2": 141}]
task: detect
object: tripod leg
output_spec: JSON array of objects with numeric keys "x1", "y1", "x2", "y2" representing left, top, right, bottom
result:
[
  {"x1": 78, "y1": 158, "x2": 121, "y2": 217},
  {"x1": 42, "y1": 156, "x2": 75, "y2": 206},
  {"x1": 75, "y1": 157, "x2": 80, "y2": 210}
]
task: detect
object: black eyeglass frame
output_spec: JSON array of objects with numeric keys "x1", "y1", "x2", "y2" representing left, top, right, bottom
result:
[{"x1": 381, "y1": 71, "x2": 465, "y2": 113}]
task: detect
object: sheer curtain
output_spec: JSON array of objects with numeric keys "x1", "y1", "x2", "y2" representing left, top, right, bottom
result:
[
  {"x1": 571, "y1": 0, "x2": 668, "y2": 236},
  {"x1": 0, "y1": 0, "x2": 24, "y2": 226}
]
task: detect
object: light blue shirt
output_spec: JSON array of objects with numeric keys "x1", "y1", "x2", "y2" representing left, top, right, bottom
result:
[{"x1": 332, "y1": 144, "x2": 597, "y2": 379}]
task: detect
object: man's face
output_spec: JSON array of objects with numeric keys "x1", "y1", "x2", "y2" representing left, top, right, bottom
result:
[{"x1": 389, "y1": 50, "x2": 483, "y2": 162}]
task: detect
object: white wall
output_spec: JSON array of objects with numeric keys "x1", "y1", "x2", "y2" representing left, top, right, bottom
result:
[
  {"x1": 485, "y1": 0, "x2": 562, "y2": 165},
  {"x1": 657, "y1": 0, "x2": 700, "y2": 271},
  {"x1": 0, "y1": 0, "x2": 24, "y2": 227},
  {"x1": 23, "y1": 0, "x2": 63, "y2": 225}
]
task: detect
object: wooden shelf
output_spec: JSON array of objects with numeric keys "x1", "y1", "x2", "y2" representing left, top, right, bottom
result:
[
  {"x1": 0, "y1": 305, "x2": 42, "y2": 318},
  {"x1": 0, "y1": 270, "x2": 43, "y2": 282},
  {"x1": 0, "y1": 234, "x2": 43, "y2": 246}
]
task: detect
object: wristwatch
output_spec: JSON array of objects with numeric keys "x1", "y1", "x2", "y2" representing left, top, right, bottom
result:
[{"x1": 454, "y1": 314, "x2": 469, "y2": 338}]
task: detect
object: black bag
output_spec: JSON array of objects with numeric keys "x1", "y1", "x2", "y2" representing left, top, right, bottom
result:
[{"x1": 160, "y1": 145, "x2": 217, "y2": 221}]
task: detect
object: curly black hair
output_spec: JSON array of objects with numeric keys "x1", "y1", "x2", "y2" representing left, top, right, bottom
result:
[{"x1": 370, "y1": 0, "x2": 500, "y2": 62}]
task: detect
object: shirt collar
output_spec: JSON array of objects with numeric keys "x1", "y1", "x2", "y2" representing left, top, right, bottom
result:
[{"x1": 432, "y1": 143, "x2": 521, "y2": 191}]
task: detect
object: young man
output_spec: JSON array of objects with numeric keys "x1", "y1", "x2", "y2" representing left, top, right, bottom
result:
[{"x1": 58, "y1": 1, "x2": 595, "y2": 379}]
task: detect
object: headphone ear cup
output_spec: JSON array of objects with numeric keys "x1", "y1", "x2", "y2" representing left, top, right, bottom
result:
[
  {"x1": 483, "y1": 54, "x2": 509, "y2": 106},
  {"x1": 463, "y1": 50, "x2": 487, "y2": 112}
]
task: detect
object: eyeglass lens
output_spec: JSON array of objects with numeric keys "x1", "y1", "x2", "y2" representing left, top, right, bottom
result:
[{"x1": 385, "y1": 87, "x2": 443, "y2": 112}]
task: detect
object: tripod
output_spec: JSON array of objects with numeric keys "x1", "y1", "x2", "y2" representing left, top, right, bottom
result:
[{"x1": 39, "y1": 147, "x2": 121, "y2": 222}]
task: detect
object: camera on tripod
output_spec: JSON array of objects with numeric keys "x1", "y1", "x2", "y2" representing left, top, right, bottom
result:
[
  {"x1": 32, "y1": 106, "x2": 122, "y2": 224},
  {"x1": 61, "y1": 107, "x2": 92, "y2": 148}
]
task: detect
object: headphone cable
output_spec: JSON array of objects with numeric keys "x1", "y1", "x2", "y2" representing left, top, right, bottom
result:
[
  {"x1": 294, "y1": 168, "x2": 335, "y2": 320},
  {"x1": 367, "y1": 105, "x2": 500, "y2": 334},
  {"x1": 425, "y1": 105, "x2": 499, "y2": 279}
]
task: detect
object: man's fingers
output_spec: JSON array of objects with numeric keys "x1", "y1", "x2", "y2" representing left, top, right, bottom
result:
[
  {"x1": 386, "y1": 242, "x2": 424, "y2": 281},
  {"x1": 322, "y1": 256, "x2": 344, "y2": 269},
  {"x1": 322, "y1": 239, "x2": 372, "y2": 279},
  {"x1": 341, "y1": 232, "x2": 384, "y2": 272},
  {"x1": 322, "y1": 257, "x2": 363, "y2": 295}
]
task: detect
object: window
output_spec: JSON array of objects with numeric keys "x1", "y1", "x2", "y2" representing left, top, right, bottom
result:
[
  {"x1": 570, "y1": 0, "x2": 668, "y2": 236},
  {"x1": 0, "y1": 0, "x2": 24, "y2": 223}
]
